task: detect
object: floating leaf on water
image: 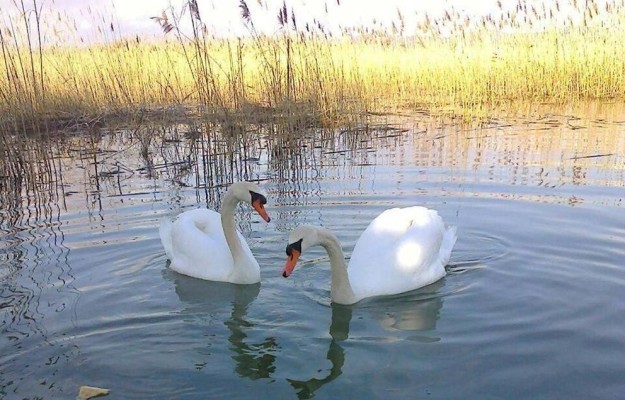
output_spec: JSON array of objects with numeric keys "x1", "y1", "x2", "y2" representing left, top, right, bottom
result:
[{"x1": 77, "y1": 385, "x2": 110, "y2": 399}]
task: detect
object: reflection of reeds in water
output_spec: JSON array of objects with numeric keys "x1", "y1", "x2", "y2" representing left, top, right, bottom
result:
[
  {"x1": 0, "y1": 134, "x2": 65, "y2": 231},
  {"x1": 0, "y1": 136, "x2": 80, "y2": 392},
  {"x1": 402, "y1": 107, "x2": 625, "y2": 206},
  {"x1": 265, "y1": 108, "x2": 625, "y2": 210},
  {"x1": 154, "y1": 121, "x2": 273, "y2": 231},
  {"x1": 266, "y1": 121, "x2": 424, "y2": 229},
  {"x1": 5, "y1": 107, "x2": 622, "y2": 237},
  {"x1": 3, "y1": 106, "x2": 624, "y2": 231}
]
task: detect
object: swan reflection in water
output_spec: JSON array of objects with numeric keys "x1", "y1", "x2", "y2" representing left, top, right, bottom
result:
[
  {"x1": 365, "y1": 279, "x2": 445, "y2": 343},
  {"x1": 287, "y1": 304, "x2": 351, "y2": 399},
  {"x1": 163, "y1": 270, "x2": 279, "y2": 380},
  {"x1": 288, "y1": 280, "x2": 444, "y2": 399}
]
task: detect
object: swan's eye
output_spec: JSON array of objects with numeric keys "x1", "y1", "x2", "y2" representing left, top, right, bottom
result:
[{"x1": 250, "y1": 191, "x2": 267, "y2": 205}]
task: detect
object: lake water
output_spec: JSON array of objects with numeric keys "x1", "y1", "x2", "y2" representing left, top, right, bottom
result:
[{"x1": 1, "y1": 107, "x2": 625, "y2": 399}]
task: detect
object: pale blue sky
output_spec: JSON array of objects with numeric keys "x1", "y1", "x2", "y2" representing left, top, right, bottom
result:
[
  {"x1": 0, "y1": 0, "x2": 616, "y2": 42},
  {"x1": 0, "y1": 0, "x2": 509, "y2": 40}
]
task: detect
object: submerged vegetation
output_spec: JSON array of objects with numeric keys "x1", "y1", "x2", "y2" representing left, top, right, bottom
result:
[{"x1": 1, "y1": 0, "x2": 625, "y2": 132}]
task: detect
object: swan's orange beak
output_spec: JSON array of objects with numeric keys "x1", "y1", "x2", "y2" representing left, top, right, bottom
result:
[
  {"x1": 283, "y1": 249, "x2": 300, "y2": 278},
  {"x1": 252, "y1": 199, "x2": 271, "y2": 222}
]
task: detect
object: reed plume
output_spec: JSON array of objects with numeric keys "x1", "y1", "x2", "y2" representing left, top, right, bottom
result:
[{"x1": 0, "y1": 0, "x2": 624, "y2": 129}]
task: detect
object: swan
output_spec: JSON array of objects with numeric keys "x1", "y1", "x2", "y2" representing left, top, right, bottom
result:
[
  {"x1": 159, "y1": 181, "x2": 271, "y2": 284},
  {"x1": 282, "y1": 206, "x2": 457, "y2": 305}
]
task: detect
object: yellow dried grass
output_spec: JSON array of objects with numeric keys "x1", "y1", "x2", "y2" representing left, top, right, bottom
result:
[{"x1": 1, "y1": 0, "x2": 625, "y2": 127}]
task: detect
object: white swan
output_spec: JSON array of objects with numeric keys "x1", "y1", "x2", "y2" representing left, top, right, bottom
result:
[
  {"x1": 282, "y1": 206, "x2": 457, "y2": 305},
  {"x1": 159, "y1": 181, "x2": 270, "y2": 284}
]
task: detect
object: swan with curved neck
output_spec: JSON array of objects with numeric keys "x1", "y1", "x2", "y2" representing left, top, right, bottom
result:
[
  {"x1": 160, "y1": 181, "x2": 270, "y2": 284},
  {"x1": 283, "y1": 207, "x2": 457, "y2": 305}
]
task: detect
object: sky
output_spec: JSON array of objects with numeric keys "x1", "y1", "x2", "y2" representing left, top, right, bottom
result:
[
  {"x1": 0, "y1": 0, "x2": 510, "y2": 42},
  {"x1": 0, "y1": 0, "x2": 618, "y2": 43}
]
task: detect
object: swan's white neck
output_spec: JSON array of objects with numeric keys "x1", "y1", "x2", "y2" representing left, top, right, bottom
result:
[
  {"x1": 220, "y1": 192, "x2": 254, "y2": 280},
  {"x1": 318, "y1": 229, "x2": 357, "y2": 305}
]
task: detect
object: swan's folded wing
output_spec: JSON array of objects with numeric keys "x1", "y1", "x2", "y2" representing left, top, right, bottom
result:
[
  {"x1": 348, "y1": 207, "x2": 451, "y2": 298},
  {"x1": 168, "y1": 209, "x2": 235, "y2": 281},
  {"x1": 159, "y1": 217, "x2": 175, "y2": 260}
]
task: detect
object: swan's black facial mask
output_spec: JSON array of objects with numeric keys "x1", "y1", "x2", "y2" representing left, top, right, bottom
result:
[
  {"x1": 250, "y1": 191, "x2": 267, "y2": 205},
  {"x1": 286, "y1": 239, "x2": 303, "y2": 257},
  {"x1": 283, "y1": 239, "x2": 303, "y2": 278},
  {"x1": 249, "y1": 191, "x2": 271, "y2": 222}
]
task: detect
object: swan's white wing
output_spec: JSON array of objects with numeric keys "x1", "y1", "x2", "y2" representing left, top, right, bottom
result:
[
  {"x1": 161, "y1": 208, "x2": 260, "y2": 283},
  {"x1": 438, "y1": 225, "x2": 457, "y2": 268},
  {"x1": 159, "y1": 217, "x2": 175, "y2": 260},
  {"x1": 168, "y1": 209, "x2": 235, "y2": 281},
  {"x1": 348, "y1": 207, "x2": 454, "y2": 299}
]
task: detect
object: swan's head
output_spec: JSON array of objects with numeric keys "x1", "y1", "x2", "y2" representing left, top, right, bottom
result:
[
  {"x1": 282, "y1": 225, "x2": 321, "y2": 278},
  {"x1": 229, "y1": 181, "x2": 271, "y2": 222}
]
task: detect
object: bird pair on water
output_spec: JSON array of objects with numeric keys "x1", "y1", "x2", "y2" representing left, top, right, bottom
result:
[{"x1": 159, "y1": 181, "x2": 457, "y2": 305}]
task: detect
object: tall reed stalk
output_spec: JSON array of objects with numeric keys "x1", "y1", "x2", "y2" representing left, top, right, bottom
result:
[{"x1": 1, "y1": 0, "x2": 625, "y2": 130}]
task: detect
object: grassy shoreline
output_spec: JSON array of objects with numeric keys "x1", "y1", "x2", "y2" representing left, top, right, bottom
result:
[{"x1": 2, "y1": 0, "x2": 625, "y2": 131}]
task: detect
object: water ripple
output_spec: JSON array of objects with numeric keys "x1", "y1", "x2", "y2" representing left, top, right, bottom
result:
[{"x1": 2, "y1": 116, "x2": 625, "y2": 399}]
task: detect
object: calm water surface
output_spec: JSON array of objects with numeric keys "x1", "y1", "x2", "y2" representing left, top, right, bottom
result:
[{"x1": 1, "y1": 110, "x2": 625, "y2": 399}]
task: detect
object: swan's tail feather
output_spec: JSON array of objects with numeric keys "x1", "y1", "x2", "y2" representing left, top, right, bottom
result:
[
  {"x1": 159, "y1": 217, "x2": 174, "y2": 260},
  {"x1": 439, "y1": 225, "x2": 458, "y2": 266}
]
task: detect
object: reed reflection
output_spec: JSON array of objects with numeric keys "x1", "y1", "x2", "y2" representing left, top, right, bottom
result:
[
  {"x1": 268, "y1": 131, "x2": 323, "y2": 232},
  {"x1": 155, "y1": 122, "x2": 270, "y2": 216},
  {"x1": 0, "y1": 172, "x2": 79, "y2": 398},
  {"x1": 2, "y1": 112, "x2": 624, "y2": 232},
  {"x1": 0, "y1": 133, "x2": 65, "y2": 230},
  {"x1": 267, "y1": 125, "x2": 401, "y2": 231},
  {"x1": 166, "y1": 272, "x2": 279, "y2": 381}
]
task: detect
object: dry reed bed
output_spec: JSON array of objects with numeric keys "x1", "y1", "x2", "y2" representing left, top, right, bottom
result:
[{"x1": 1, "y1": 0, "x2": 625, "y2": 131}]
